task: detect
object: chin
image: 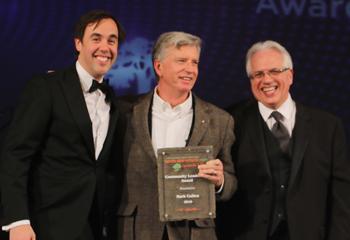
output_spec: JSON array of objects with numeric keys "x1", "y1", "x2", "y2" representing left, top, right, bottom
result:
[
  {"x1": 180, "y1": 88, "x2": 192, "y2": 94},
  {"x1": 96, "y1": 68, "x2": 109, "y2": 76},
  {"x1": 180, "y1": 84, "x2": 193, "y2": 91}
]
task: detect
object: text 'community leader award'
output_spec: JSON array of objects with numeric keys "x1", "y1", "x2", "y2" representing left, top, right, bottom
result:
[{"x1": 157, "y1": 146, "x2": 215, "y2": 221}]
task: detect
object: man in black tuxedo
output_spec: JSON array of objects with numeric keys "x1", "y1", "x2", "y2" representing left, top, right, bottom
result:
[
  {"x1": 217, "y1": 40, "x2": 350, "y2": 240},
  {"x1": 0, "y1": 10, "x2": 125, "y2": 240}
]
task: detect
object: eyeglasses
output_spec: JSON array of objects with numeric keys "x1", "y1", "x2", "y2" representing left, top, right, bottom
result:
[{"x1": 250, "y1": 68, "x2": 290, "y2": 80}]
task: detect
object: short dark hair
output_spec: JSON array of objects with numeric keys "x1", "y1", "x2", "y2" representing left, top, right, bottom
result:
[{"x1": 74, "y1": 10, "x2": 126, "y2": 45}]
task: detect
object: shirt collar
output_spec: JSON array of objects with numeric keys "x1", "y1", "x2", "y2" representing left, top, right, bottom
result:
[
  {"x1": 258, "y1": 94, "x2": 295, "y2": 122},
  {"x1": 76, "y1": 61, "x2": 104, "y2": 93},
  {"x1": 152, "y1": 86, "x2": 193, "y2": 113}
]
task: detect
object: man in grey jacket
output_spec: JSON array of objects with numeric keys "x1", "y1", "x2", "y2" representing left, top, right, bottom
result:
[{"x1": 114, "y1": 31, "x2": 237, "y2": 240}]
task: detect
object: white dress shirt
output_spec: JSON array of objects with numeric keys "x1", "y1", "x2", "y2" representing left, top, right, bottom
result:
[
  {"x1": 258, "y1": 94, "x2": 296, "y2": 137},
  {"x1": 151, "y1": 89, "x2": 224, "y2": 193},
  {"x1": 77, "y1": 61, "x2": 110, "y2": 159},
  {"x1": 151, "y1": 88, "x2": 193, "y2": 156},
  {"x1": 2, "y1": 61, "x2": 110, "y2": 231}
]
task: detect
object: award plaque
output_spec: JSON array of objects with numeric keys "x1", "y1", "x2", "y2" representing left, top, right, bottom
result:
[{"x1": 157, "y1": 146, "x2": 215, "y2": 221}]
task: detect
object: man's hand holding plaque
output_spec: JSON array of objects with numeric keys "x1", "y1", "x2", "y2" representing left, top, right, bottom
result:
[{"x1": 198, "y1": 159, "x2": 224, "y2": 189}]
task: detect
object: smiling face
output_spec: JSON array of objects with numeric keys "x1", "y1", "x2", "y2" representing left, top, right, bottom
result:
[
  {"x1": 250, "y1": 48, "x2": 293, "y2": 109},
  {"x1": 75, "y1": 18, "x2": 119, "y2": 80},
  {"x1": 154, "y1": 45, "x2": 199, "y2": 98}
]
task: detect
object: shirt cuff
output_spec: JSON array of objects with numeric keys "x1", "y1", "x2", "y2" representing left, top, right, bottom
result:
[
  {"x1": 215, "y1": 177, "x2": 225, "y2": 194},
  {"x1": 2, "y1": 220, "x2": 31, "y2": 231}
]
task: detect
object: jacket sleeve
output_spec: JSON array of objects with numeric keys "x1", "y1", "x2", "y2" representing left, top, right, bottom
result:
[
  {"x1": 216, "y1": 115, "x2": 237, "y2": 202},
  {"x1": 327, "y1": 118, "x2": 350, "y2": 239},
  {"x1": 0, "y1": 75, "x2": 51, "y2": 224}
]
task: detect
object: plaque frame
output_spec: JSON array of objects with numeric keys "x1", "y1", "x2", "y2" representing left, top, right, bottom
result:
[{"x1": 157, "y1": 146, "x2": 215, "y2": 222}]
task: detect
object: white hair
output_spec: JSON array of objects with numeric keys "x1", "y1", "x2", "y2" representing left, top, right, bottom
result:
[{"x1": 246, "y1": 40, "x2": 293, "y2": 77}]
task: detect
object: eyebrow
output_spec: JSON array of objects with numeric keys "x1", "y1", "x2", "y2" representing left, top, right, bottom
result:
[
  {"x1": 90, "y1": 33, "x2": 119, "y2": 39},
  {"x1": 108, "y1": 34, "x2": 119, "y2": 39}
]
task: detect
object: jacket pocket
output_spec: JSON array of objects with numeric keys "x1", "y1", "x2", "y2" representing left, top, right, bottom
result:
[
  {"x1": 107, "y1": 203, "x2": 137, "y2": 240},
  {"x1": 194, "y1": 218, "x2": 216, "y2": 228},
  {"x1": 192, "y1": 219, "x2": 217, "y2": 240},
  {"x1": 117, "y1": 203, "x2": 137, "y2": 216}
]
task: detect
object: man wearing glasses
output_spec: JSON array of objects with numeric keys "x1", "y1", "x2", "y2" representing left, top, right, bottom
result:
[{"x1": 217, "y1": 40, "x2": 350, "y2": 240}]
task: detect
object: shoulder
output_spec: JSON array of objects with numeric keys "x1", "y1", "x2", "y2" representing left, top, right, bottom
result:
[
  {"x1": 296, "y1": 102, "x2": 341, "y2": 124},
  {"x1": 226, "y1": 98, "x2": 258, "y2": 125},
  {"x1": 26, "y1": 65, "x2": 75, "y2": 86},
  {"x1": 194, "y1": 96, "x2": 232, "y2": 121},
  {"x1": 116, "y1": 92, "x2": 151, "y2": 114}
]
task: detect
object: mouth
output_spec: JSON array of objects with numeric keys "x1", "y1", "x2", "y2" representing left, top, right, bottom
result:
[
  {"x1": 261, "y1": 85, "x2": 278, "y2": 94},
  {"x1": 179, "y1": 76, "x2": 192, "y2": 81},
  {"x1": 95, "y1": 55, "x2": 112, "y2": 63}
]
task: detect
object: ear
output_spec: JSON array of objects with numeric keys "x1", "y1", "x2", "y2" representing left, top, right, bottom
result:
[
  {"x1": 74, "y1": 38, "x2": 82, "y2": 53},
  {"x1": 288, "y1": 68, "x2": 294, "y2": 85},
  {"x1": 153, "y1": 60, "x2": 162, "y2": 77}
]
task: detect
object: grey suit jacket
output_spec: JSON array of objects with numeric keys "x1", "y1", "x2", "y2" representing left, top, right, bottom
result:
[{"x1": 114, "y1": 92, "x2": 236, "y2": 240}]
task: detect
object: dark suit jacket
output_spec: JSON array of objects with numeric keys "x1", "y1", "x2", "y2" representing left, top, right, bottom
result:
[
  {"x1": 0, "y1": 66, "x2": 119, "y2": 240},
  {"x1": 217, "y1": 100, "x2": 350, "y2": 240},
  {"x1": 0, "y1": 107, "x2": 13, "y2": 240},
  {"x1": 113, "y1": 92, "x2": 236, "y2": 240}
]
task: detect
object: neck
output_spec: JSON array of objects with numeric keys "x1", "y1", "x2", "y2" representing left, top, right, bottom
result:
[
  {"x1": 77, "y1": 59, "x2": 103, "y2": 81},
  {"x1": 156, "y1": 86, "x2": 190, "y2": 108}
]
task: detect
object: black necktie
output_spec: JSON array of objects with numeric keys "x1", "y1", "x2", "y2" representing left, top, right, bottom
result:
[
  {"x1": 270, "y1": 111, "x2": 290, "y2": 153},
  {"x1": 88, "y1": 79, "x2": 111, "y2": 102}
]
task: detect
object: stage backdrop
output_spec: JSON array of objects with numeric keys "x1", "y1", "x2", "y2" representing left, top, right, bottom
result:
[{"x1": 0, "y1": 0, "x2": 349, "y2": 137}]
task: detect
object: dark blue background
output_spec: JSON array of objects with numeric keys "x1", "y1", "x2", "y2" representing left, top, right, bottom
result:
[{"x1": 1, "y1": 0, "x2": 349, "y2": 138}]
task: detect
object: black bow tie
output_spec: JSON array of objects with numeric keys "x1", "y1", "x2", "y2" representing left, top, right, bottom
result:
[{"x1": 88, "y1": 79, "x2": 111, "y2": 102}]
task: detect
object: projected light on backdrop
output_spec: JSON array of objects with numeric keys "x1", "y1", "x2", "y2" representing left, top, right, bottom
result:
[{"x1": 106, "y1": 37, "x2": 156, "y2": 95}]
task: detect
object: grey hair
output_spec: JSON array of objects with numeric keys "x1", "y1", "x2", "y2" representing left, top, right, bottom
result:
[
  {"x1": 245, "y1": 40, "x2": 293, "y2": 77},
  {"x1": 152, "y1": 31, "x2": 202, "y2": 61}
]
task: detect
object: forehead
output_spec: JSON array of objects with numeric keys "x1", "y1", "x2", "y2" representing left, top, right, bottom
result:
[
  {"x1": 164, "y1": 45, "x2": 199, "y2": 57},
  {"x1": 84, "y1": 18, "x2": 119, "y2": 36},
  {"x1": 250, "y1": 48, "x2": 283, "y2": 70}
]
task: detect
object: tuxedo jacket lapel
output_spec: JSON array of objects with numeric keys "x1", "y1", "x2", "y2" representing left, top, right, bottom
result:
[
  {"x1": 60, "y1": 66, "x2": 95, "y2": 159},
  {"x1": 132, "y1": 93, "x2": 156, "y2": 162},
  {"x1": 97, "y1": 92, "x2": 119, "y2": 162},
  {"x1": 288, "y1": 103, "x2": 311, "y2": 189}
]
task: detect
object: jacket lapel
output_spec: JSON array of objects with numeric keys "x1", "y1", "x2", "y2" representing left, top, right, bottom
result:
[
  {"x1": 187, "y1": 96, "x2": 210, "y2": 146},
  {"x1": 60, "y1": 66, "x2": 95, "y2": 159},
  {"x1": 97, "y1": 91, "x2": 119, "y2": 162},
  {"x1": 133, "y1": 92, "x2": 157, "y2": 162},
  {"x1": 288, "y1": 103, "x2": 310, "y2": 189},
  {"x1": 247, "y1": 103, "x2": 271, "y2": 178}
]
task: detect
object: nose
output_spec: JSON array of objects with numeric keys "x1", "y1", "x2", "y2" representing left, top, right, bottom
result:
[
  {"x1": 184, "y1": 62, "x2": 197, "y2": 74},
  {"x1": 262, "y1": 72, "x2": 274, "y2": 81},
  {"x1": 98, "y1": 39, "x2": 110, "y2": 52}
]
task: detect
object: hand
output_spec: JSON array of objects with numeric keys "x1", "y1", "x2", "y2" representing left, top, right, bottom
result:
[
  {"x1": 10, "y1": 224, "x2": 36, "y2": 240},
  {"x1": 198, "y1": 159, "x2": 224, "y2": 188}
]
